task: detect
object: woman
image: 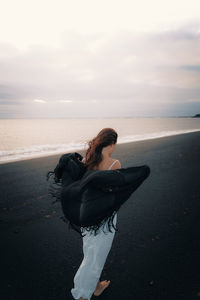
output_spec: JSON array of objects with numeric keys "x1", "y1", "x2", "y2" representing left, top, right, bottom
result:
[{"x1": 71, "y1": 128, "x2": 121, "y2": 300}]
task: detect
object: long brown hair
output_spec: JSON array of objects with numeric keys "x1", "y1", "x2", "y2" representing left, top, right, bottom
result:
[{"x1": 84, "y1": 128, "x2": 118, "y2": 170}]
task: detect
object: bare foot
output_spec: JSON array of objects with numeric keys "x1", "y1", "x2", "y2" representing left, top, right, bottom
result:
[{"x1": 93, "y1": 280, "x2": 111, "y2": 296}]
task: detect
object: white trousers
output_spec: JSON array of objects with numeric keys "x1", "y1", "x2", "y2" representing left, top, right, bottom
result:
[{"x1": 71, "y1": 213, "x2": 117, "y2": 300}]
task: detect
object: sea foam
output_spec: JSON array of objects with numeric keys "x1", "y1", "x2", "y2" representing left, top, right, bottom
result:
[{"x1": 0, "y1": 128, "x2": 200, "y2": 164}]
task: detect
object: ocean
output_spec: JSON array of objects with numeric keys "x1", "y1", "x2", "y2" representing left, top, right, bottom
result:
[{"x1": 0, "y1": 117, "x2": 200, "y2": 164}]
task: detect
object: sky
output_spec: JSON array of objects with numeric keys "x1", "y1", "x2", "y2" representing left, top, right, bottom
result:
[{"x1": 0, "y1": 0, "x2": 200, "y2": 118}]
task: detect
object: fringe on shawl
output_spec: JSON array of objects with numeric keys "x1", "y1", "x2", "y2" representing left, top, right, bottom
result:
[
  {"x1": 60, "y1": 209, "x2": 119, "y2": 237},
  {"x1": 46, "y1": 170, "x2": 120, "y2": 237}
]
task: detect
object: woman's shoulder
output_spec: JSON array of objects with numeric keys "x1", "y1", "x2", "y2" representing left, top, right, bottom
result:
[
  {"x1": 81, "y1": 157, "x2": 121, "y2": 170},
  {"x1": 102, "y1": 158, "x2": 121, "y2": 170},
  {"x1": 110, "y1": 158, "x2": 121, "y2": 169}
]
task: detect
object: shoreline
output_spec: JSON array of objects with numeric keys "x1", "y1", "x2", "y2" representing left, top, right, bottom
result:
[
  {"x1": 0, "y1": 129, "x2": 200, "y2": 299},
  {"x1": 1, "y1": 129, "x2": 200, "y2": 166}
]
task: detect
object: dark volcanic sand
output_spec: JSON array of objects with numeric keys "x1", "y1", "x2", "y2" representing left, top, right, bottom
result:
[{"x1": 0, "y1": 131, "x2": 200, "y2": 300}]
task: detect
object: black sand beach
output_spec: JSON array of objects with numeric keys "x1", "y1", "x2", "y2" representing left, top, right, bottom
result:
[{"x1": 0, "y1": 131, "x2": 200, "y2": 300}]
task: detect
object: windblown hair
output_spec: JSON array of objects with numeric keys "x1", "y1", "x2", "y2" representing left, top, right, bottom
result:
[{"x1": 84, "y1": 127, "x2": 118, "y2": 171}]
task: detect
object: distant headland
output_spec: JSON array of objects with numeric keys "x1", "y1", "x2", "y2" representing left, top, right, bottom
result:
[{"x1": 192, "y1": 114, "x2": 200, "y2": 118}]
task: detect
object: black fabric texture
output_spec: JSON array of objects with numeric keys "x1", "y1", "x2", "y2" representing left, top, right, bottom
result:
[{"x1": 46, "y1": 152, "x2": 151, "y2": 237}]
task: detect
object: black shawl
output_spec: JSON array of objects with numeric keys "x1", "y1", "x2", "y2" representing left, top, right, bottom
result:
[{"x1": 46, "y1": 152, "x2": 150, "y2": 237}]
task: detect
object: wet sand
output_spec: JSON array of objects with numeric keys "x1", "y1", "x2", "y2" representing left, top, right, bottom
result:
[{"x1": 0, "y1": 131, "x2": 200, "y2": 300}]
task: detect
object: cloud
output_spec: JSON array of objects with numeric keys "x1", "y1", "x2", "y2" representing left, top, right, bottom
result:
[
  {"x1": 0, "y1": 20, "x2": 200, "y2": 117},
  {"x1": 56, "y1": 100, "x2": 73, "y2": 103},
  {"x1": 33, "y1": 99, "x2": 47, "y2": 103},
  {"x1": 180, "y1": 65, "x2": 200, "y2": 71}
]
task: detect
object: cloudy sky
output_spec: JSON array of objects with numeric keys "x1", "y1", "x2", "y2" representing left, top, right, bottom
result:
[{"x1": 0, "y1": 0, "x2": 200, "y2": 118}]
